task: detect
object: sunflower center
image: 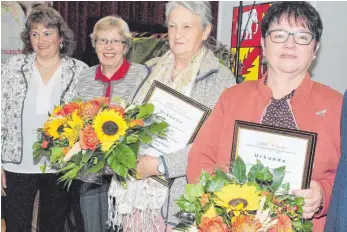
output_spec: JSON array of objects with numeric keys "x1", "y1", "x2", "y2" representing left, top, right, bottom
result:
[
  {"x1": 57, "y1": 125, "x2": 64, "y2": 134},
  {"x1": 229, "y1": 198, "x2": 248, "y2": 208},
  {"x1": 102, "y1": 121, "x2": 119, "y2": 135}
]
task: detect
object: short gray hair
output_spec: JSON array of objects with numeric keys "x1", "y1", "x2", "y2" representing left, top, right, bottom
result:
[
  {"x1": 165, "y1": 1, "x2": 212, "y2": 30},
  {"x1": 90, "y1": 16, "x2": 131, "y2": 49}
]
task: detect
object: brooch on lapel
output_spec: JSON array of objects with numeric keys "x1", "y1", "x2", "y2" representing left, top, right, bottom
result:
[{"x1": 316, "y1": 109, "x2": 327, "y2": 117}]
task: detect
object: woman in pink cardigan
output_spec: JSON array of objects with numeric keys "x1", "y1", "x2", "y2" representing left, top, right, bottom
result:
[{"x1": 187, "y1": 2, "x2": 343, "y2": 231}]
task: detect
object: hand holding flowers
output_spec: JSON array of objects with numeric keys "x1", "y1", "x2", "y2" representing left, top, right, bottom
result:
[{"x1": 292, "y1": 180, "x2": 323, "y2": 219}]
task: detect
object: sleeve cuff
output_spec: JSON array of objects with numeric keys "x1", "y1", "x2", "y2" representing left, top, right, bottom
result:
[
  {"x1": 160, "y1": 155, "x2": 169, "y2": 179},
  {"x1": 314, "y1": 181, "x2": 328, "y2": 218}
]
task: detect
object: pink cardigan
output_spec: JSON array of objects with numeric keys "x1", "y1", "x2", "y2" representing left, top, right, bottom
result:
[{"x1": 187, "y1": 74, "x2": 343, "y2": 231}]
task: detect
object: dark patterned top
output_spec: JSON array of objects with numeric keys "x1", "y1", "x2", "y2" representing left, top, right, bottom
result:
[{"x1": 261, "y1": 79, "x2": 298, "y2": 130}]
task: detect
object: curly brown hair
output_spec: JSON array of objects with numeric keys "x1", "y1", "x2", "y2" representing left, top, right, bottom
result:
[{"x1": 21, "y1": 6, "x2": 75, "y2": 57}]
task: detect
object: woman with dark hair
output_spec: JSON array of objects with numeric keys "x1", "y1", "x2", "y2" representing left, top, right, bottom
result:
[
  {"x1": 1, "y1": 6, "x2": 88, "y2": 232},
  {"x1": 187, "y1": 2, "x2": 343, "y2": 231}
]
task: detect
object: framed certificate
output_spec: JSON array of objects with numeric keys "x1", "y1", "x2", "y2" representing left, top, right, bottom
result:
[
  {"x1": 231, "y1": 120, "x2": 317, "y2": 190},
  {"x1": 142, "y1": 80, "x2": 211, "y2": 187}
]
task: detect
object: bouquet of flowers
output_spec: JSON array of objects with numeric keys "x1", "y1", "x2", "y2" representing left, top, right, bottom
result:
[
  {"x1": 174, "y1": 157, "x2": 313, "y2": 232},
  {"x1": 33, "y1": 97, "x2": 168, "y2": 188}
]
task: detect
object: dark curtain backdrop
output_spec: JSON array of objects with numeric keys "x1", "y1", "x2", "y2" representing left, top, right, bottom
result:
[{"x1": 53, "y1": 1, "x2": 219, "y2": 66}]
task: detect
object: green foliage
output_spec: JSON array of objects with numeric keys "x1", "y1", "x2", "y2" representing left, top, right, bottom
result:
[
  {"x1": 176, "y1": 196, "x2": 198, "y2": 213},
  {"x1": 50, "y1": 147, "x2": 64, "y2": 164},
  {"x1": 87, "y1": 160, "x2": 105, "y2": 173},
  {"x1": 184, "y1": 184, "x2": 204, "y2": 203},
  {"x1": 106, "y1": 143, "x2": 137, "y2": 178},
  {"x1": 40, "y1": 163, "x2": 46, "y2": 173},
  {"x1": 174, "y1": 157, "x2": 311, "y2": 231},
  {"x1": 136, "y1": 103, "x2": 154, "y2": 119},
  {"x1": 232, "y1": 156, "x2": 246, "y2": 183},
  {"x1": 147, "y1": 121, "x2": 169, "y2": 133},
  {"x1": 271, "y1": 166, "x2": 286, "y2": 191},
  {"x1": 113, "y1": 143, "x2": 137, "y2": 169},
  {"x1": 199, "y1": 170, "x2": 212, "y2": 186},
  {"x1": 205, "y1": 177, "x2": 227, "y2": 193}
]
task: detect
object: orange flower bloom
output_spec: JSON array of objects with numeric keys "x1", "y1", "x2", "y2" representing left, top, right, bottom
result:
[
  {"x1": 269, "y1": 214, "x2": 292, "y2": 232},
  {"x1": 261, "y1": 191, "x2": 271, "y2": 196},
  {"x1": 231, "y1": 215, "x2": 262, "y2": 232},
  {"x1": 79, "y1": 125, "x2": 100, "y2": 151},
  {"x1": 200, "y1": 193, "x2": 210, "y2": 207},
  {"x1": 129, "y1": 119, "x2": 144, "y2": 128},
  {"x1": 198, "y1": 216, "x2": 228, "y2": 232},
  {"x1": 41, "y1": 140, "x2": 49, "y2": 149},
  {"x1": 91, "y1": 97, "x2": 110, "y2": 106},
  {"x1": 63, "y1": 147, "x2": 71, "y2": 155},
  {"x1": 109, "y1": 105, "x2": 125, "y2": 118},
  {"x1": 81, "y1": 102, "x2": 101, "y2": 120},
  {"x1": 57, "y1": 102, "x2": 80, "y2": 117}
]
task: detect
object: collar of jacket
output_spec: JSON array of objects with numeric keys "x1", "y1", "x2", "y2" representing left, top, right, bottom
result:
[
  {"x1": 146, "y1": 48, "x2": 221, "y2": 83},
  {"x1": 256, "y1": 72, "x2": 314, "y2": 106},
  {"x1": 21, "y1": 53, "x2": 77, "y2": 101}
]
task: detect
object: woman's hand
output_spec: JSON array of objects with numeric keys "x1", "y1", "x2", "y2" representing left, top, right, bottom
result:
[
  {"x1": 292, "y1": 180, "x2": 323, "y2": 219},
  {"x1": 1, "y1": 168, "x2": 7, "y2": 196},
  {"x1": 136, "y1": 155, "x2": 160, "y2": 179}
]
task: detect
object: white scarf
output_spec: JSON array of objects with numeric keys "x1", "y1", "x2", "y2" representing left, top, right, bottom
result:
[{"x1": 108, "y1": 46, "x2": 207, "y2": 232}]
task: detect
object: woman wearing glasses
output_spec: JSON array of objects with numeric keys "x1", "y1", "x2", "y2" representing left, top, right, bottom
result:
[
  {"x1": 71, "y1": 16, "x2": 148, "y2": 232},
  {"x1": 187, "y1": 2, "x2": 343, "y2": 231}
]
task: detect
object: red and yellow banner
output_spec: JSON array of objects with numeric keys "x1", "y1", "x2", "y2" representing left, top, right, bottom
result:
[{"x1": 231, "y1": 3, "x2": 271, "y2": 81}]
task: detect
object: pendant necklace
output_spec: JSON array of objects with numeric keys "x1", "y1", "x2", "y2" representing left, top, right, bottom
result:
[{"x1": 36, "y1": 58, "x2": 61, "y2": 75}]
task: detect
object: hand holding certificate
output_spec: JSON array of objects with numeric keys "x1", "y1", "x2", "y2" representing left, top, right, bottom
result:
[
  {"x1": 231, "y1": 121, "x2": 317, "y2": 191},
  {"x1": 141, "y1": 81, "x2": 211, "y2": 187}
]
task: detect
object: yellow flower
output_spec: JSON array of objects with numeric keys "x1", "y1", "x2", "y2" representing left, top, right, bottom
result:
[
  {"x1": 44, "y1": 118, "x2": 66, "y2": 139},
  {"x1": 92, "y1": 109, "x2": 128, "y2": 151},
  {"x1": 62, "y1": 110, "x2": 84, "y2": 146},
  {"x1": 202, "y1": 204, "x2": 217, "y2": 219},
  {"x1": 213, "y1": 184, "x2": 261, "y2": 217},
  {"x1": 51, "y1": 105, "x2": 62, "y2": 116}
]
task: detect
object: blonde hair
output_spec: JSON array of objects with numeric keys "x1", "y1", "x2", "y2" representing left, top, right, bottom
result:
[{"x1": 90, "y1": 16, "x2": 131, "y2": 48}]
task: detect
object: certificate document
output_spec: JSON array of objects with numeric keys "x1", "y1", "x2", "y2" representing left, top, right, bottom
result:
[
  {"x1": 232, "y1": 121, "x2": 317, "y2": 190},
  {"x1": 142, "y1": 81, "x2": 211, "y2": 187}
]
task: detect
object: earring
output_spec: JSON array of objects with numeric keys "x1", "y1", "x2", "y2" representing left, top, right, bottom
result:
[
  {"x1": 313, "y1": 55, "x2": 317, "y2": 60},
  {"x1": 60, "y1": 43, "x2": 63, "y2": 50}
]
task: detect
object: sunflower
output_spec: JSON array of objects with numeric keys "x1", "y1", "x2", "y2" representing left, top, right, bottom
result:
[
  {"x1": 93, "y1": 109, "x2": 128, "y2": 151},
  {"x1": 62, "y1": 110, "x2": 84, "y2": 146},
  {"x1": 213, "y1": 184, "x2": 261, "y2": 217},
  {"x1": 51, "y1": 105, "x2": 62, "y2": 116},
  {"x1": 44, "y1": 118, "x2": 66, "y2": 139}
]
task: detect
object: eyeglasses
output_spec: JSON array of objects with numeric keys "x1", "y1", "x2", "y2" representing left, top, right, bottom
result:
[
  {"x1": 265, "y1": 30, "x2": 315, "y2": 45},
  {"x1": 95, "y1": 38, "x2": 126, "y2": 46}
]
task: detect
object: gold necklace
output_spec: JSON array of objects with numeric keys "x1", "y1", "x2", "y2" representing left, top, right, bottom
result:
[{"x1": 35, "y1": 58, "x2": 61, "y2": 75}]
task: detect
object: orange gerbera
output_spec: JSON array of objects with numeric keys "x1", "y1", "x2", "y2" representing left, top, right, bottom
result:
[
  {"x1": 269, "y1": 214, "x2": 292, "y2": 232},
  {"x1": 200, "y1": 193, "x2": 210, "y2": 207},
  {"x1": 232, "y1": 215, "x2": 262, "y2": 232},
  {"x1": 198, "y1": 216, "x2": 228, "y2": 232},
  {"x1": 81, "y1": 101, "x2": 101, "y2": 120},
  {"x1": 80, "y1": 125, "x2": 99, "y2": 151},
  {"x1": 129, "y1": 119, "x2": 144, "y2": 128},
  {"x1": 109, "y1": 104, "x2": 125, "y2": 118},
  {"x1": 57, "y1": 102, "x2": 81, "y2": 117}
]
